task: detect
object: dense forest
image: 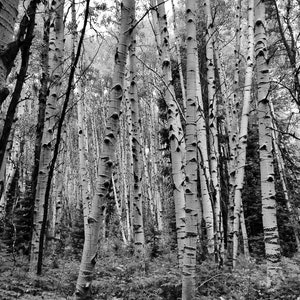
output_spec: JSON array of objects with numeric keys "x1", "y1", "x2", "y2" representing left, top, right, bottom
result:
[{"x1": 0, "y1": 0, "x2": 300, "y2": 299}]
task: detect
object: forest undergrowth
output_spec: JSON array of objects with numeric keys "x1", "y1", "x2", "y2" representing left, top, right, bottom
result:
[{"x1": 1, "y1": 241, "x2": 300, "y2": 300}]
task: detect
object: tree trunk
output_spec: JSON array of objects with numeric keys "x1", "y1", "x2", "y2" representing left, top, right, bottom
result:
[
  {"x1": 155, "y1": 0, "x2": 186, "y2": 266},
  {"x1": 129, "y1": 23, "x2": 145, "y2": 258},
  {"x1": 112, "y1": 172, "x2": 127, "y2": 244},
  {"x1": 255, "y1": 0, "x2": 282, "y2": 287},
  {"x1": 30, "y1": 5, "x2": 49, "y2": 246},
  {"x1": 227, "y1": 0, "x2": 242, "y2": 267},
  {"x1": 0, "y1": 0, "x2": 19, "y2": 105},
  {"x1": 30, "y1": 0, "x2": 65, "y2": 274},
  {"x1": 232, "y1": 0, "x2": 254, "y2": 268},
  {"x1": 77, "y1": 81, "x2": 91, "y2": 234},
  {"x1": 74, "y1": 1, "x2": 135, "y2": 298},
  {"x1": 204, "y1": 0, "x2": 223, "y2": 261},
  {"x1": 0, "y1": 128, "x2": 19, "y2": 220},
  {"x1": 182, "y1": 1, "x2": 199, "y2": 298},
  {"x1": 240, "y1": 205, "x2": 250, "y2": 258},
  {"x1": 171, "y1": 0, "x2": 186, "y2": 110},
  {"x1": 0, "y1": 0, "x2": 40, "y2": 178}
]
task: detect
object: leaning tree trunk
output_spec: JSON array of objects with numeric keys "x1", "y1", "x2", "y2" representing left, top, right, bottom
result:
[
  {"x1": 232, "y1": 0, "x2": 254, "y2": 268},
  {"x1": 0, "y1": 0, "x2": 40, "y2": 185},
  {"x1": 30, "y1": 0, "x2": 64, "y2": 274},
  {"x1": 0, "y1": 7, "x2": 20, "y2": 193},
  {"x1": 74, "y1": 1, "x2": 135, "y2": 298},
  {"x1": 182, "y1": 1, "x2": 199, "y2": 299},
  {"x1": 154, "y1": 0, "x2": 186, "y2": 267},
  {"x1": 255, "y1": 0, "x2": 282, "y2": 287}
]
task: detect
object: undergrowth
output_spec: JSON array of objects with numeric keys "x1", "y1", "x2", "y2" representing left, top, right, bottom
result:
[{"x1": 0, "y1": 244, "x2": 300, "y2": 299}]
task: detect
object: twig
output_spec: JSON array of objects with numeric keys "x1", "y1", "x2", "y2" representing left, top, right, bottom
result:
[{"x1": 199, "y1": 273, "x2": 223, "y2": 288}]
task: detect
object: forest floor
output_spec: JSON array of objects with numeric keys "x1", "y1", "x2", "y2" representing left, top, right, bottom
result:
[{"x1": 1, "y1": 242, "x2": 300, "y2": 300}]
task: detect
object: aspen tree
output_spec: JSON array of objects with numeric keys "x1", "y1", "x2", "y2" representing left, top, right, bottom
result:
[
  {"x1": 0, "y1": 0, "x2": 40, "y2": 176},
  {"x1": 77, "y1": 83, "x2": 91, "y2": 234},
  {"x1": 204, "y1": 0, "x2": 223, "y2": 259},
  {"x1": 182, "y1": 1, "x2": 199, "y2": 298},
  {"x1": 140, "y1": 132, "x2": 155, "y2": 219},
  {"x1": 171, "y1": 0, "x2": 186, "y2": 110},
  {"x1": 240, "y1": 205, "x2": 250, "y2": 257},
  {"x1": 120, "y1": 123, "x2": 132, "y2": 240},
  {"x1": 31, "y1": 3, "x2": 50, "y2": 226},
  {"x1": 0, "y1": 0, "x2": 19, "y2": 187},
  {"x1": 30, "y1": 0, "x2": 65, "y2": 273},
  {"x1": 112, "y1": 172, "x2": 127, "y2": 244},
  {"x1": 255, "y1": 0, "x2": 282, "y2": 286},
  {"x1": 0, "y1": 0, "x2": 19, "y2": 104},
  {"x1": 0, "y1": 126, "x2": 19, "y2": 220},
  {"x1": 52, "y1": 156, "x2": 64, "y2": 248},
  {"x1": 155, "y1": 0, "x2": 186, "y2": 266},
  {"x1": 195, "y1": 54, "x2": 214, "y2": 256},
  {"x1": 227, "y1": 0, "x2": 242, "y2": 266},
  {"x1": 129, "y1": 24, "x2": 145, "y2": 257},
  {"x1": 74, "y1": 1, "x2": 135, "y2": 298},
  {"x1": 232, "y1": 0, "x2": 254, "y2": 268},
  {"x1": 148, "y1": 102, "x2": 163, "y2": 231},
  {"x1": 125, "y1": 88, "x2": 135, "y2": 240}
]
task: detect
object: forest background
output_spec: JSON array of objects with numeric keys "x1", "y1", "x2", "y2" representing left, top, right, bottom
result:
[{"x1": 0, "y1": 0, "x2": 300, "y2": 299}]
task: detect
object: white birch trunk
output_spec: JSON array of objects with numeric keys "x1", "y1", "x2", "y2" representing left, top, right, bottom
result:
[
  {"x1": 195, "y1": 60, "x2": 214, "y2": 256},
  {"x1": 155, "y1": 0, "x2": 186, "y2": 266},
  {"x1": 204, "y1": 0, "x2": 223, "y2": 260},
  {"x1": 240, "y1": 205, "x2": 250, "y2": 258},
  {"x1": 77, "y1": 84, "x2": 91, "y2": 234},
  {"x1": 120, "y1": 125, "x2": 132, "y2": 241},
  {"x1": 0, "y1": 130, "x2": 19, "y2": 220},
  {"x1": 232, "y1": 0, "x2": 254, "y2": 268},
  {"x1": 112, "y1": 173, "x2": 127, "y2": 244},
  {"x1": 255, "y1": 0, "x2": 282, "y2": 286},
  {"x1": 129, "y1": 24, "x2": 145, "y2": 258},
  {"x1": 171, "y1": 0, "x2": 186, "y2": 110},
  {"x1": 74, "y1": 1, "x2": 135, "y2": 297},
  {"x1": 227, "y1": 0, "x2": 242, "y2": 265},
  {"x1": 30, "y1": 0, "x2": 64, "y2": 272},
  {"x1": 0, "y1": 0, "x2": 19, "y2": 101},
  {"x1": 149, "y1": 103, "x2": 163, "y2": 232},
  {"x1": 182, "y1": 1, "x2": 199, "y2": 298}
]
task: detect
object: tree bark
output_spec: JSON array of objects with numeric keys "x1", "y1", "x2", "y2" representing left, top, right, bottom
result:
[
  {"x1": 129, "y1": 23, "x2": 145, "y2": 258},
  {"x1": 155, "y1": 0, "x2": 186, "y2": 266},
  {"x1": 182, "y1": 1, "x2": 199, "y2": 298},
  {"x1": 232, "y1": 0, "x2": 254, "y2": 268},
  {"x1": 0, "y1": 0, "x2": 41, "y2": 178},
  {"x1": 30, "y1": 0, "x2": 65, "y2": 274},
  {"x1": 255, "y1": 0, "x2": 282, "y2": 287},
  {"x1": 74, "y1": 1, "x2": 135, "y2": 298},
  {"x1": 0, "y1": 0, "x2": 20, "y2": 106},
  {"x1": 227, "y1": 0, "x2": 242, "y2": 267}
]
